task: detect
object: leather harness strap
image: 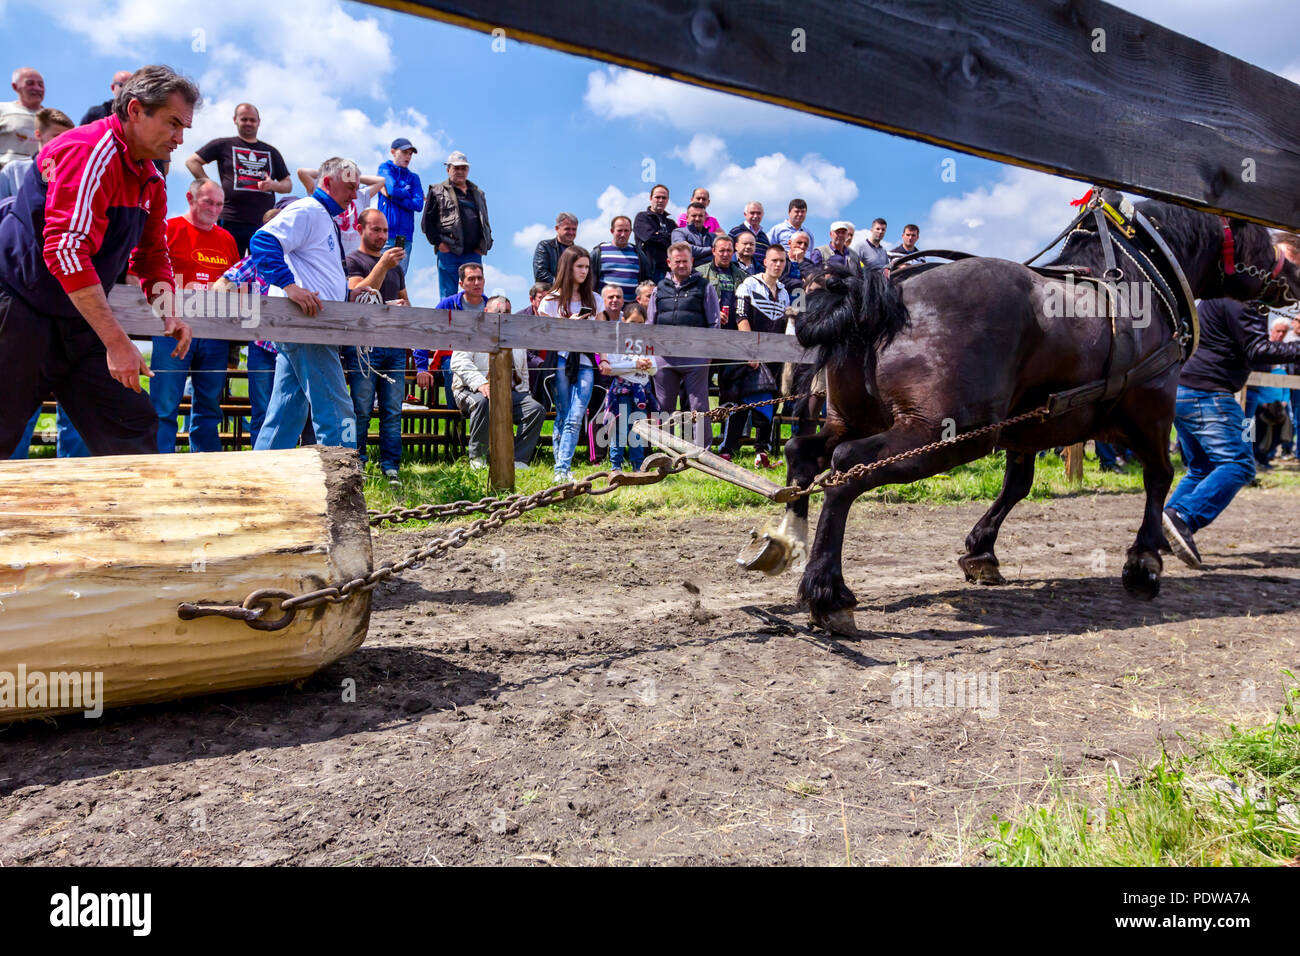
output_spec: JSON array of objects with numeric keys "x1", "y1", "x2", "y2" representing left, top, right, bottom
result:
[
  {"x1": 1046, "y1": 339, "x2": 1182, "y2": 418},
  {"x1": 889, "y1": 188, "x2": 1199, "y2": 425}
]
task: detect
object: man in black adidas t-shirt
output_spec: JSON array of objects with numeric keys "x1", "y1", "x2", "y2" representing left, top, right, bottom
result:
[{"x1": 185, "y1": 103, "x2": 290, "y2": 254}]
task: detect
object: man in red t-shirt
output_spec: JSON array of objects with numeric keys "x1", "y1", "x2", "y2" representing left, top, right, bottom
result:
[{"x1": 150, "y1": 178, "x2": 239, "y2": 452}]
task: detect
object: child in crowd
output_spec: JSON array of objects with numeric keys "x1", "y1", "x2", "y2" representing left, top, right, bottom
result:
[{"x1": 598, "y1": 303, "x2": 657, "y2": 471}]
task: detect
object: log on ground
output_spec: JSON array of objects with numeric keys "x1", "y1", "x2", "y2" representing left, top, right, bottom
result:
[{"x1": 0, "y1": 446, "x2": 372, "y2": 721}]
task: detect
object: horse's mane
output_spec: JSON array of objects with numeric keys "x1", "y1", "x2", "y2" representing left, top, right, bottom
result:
[{"x1": 796, "y1": 267, "x2": 909, "y2": 374}]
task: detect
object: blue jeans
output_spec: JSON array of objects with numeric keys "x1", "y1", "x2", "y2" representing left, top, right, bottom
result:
[
  {"x1": 57, "y1": 407, "x2": 88, "y2": 457},
  {"x1": 342, "y1": 346, "x2": 406, "y2": 471},
  {"x1": 606, "y1": 394, "x2": 648, "y2": 470},
  {"x1": 1167, "y1": 387, "x2": 1255, "y2": 533},
  {"x1": 247, "y1": 343, "x2": 277, "y2": 448},
  {"x1": 151, "y1": 336, "x2": 227, "y2": 453},
  {"x1": 8, "y1": 411, "x2": 38, "y2": 459},
  {"x1": 1095, "y1": 441, "x2": 1120, "y2": 468},
  {"x1": 1290, "y1": 389, "x2": 1300, "y2": 456},
  {"x1": 8, "y1": 407, "x2": 90, "y2": 459},
  {"x1": 253, "y1": 343, "x2": 355, "y2": 451},
  {"x1": 552, "y1": 353, "x2": 594, "y2": 473},
  {"x1": 436, "y1": 251, "x2": 481, "y2": 300}
]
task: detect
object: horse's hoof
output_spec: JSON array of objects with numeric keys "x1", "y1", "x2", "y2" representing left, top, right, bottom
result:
[
  {"x1": 810, "y1": 607, "x2": 862, "y2": 637},
  {"x1": 738, "y1": 513, "x2": 807, "y2": 576},
  {"x1": 1122, "y1": 553, "x2": 1162, "y2": 600},
  {"x1": 959, "y1": 553, "x2": 1006, "y2": 586}
]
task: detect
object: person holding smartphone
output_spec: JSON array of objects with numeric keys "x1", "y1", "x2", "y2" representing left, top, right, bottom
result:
[{"x1": 537, "y1": 245, "x2": 601, "y2": 482}]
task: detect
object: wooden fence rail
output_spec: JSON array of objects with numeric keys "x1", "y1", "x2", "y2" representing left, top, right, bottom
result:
[
  {"x1": 109, "y1": 287, "x2": 812, "y2": 363},
  {"x1": 108, "y1": 285, "x2": 814, "y2": 489}
]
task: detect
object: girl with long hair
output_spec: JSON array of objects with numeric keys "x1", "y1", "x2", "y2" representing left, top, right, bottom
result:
[{"x1": 538, "y1": 245, "x2": 601, "y2": 481}]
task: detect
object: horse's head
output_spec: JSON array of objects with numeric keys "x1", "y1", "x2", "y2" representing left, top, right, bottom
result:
[
  {"x1": 794, "y1": 265, "x2": 908, "y2": 359},
  {"x1": 1134, "y1": 201, "x2": 1300, "y2": 309},
  {"x1": 1216, "y1": 217, "x2": 1300, "y2": 309}
]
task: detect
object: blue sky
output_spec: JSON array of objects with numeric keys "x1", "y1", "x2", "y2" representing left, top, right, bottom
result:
[{"x1": 3, "y1": 0, "x2": 1298, "y2": 309}]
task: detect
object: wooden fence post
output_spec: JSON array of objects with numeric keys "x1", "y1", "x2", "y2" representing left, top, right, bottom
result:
[
  {"x1": 488, "y1": 349, "x2": 515, "y2": 491},
  {"x1": 1064, "y1": 442, "x2": 1085, "y2": 485}
]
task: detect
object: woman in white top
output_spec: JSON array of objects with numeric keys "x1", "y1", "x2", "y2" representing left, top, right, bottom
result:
[{"x1": 537, "y1": 245, "x2": 601, "y2": 481}]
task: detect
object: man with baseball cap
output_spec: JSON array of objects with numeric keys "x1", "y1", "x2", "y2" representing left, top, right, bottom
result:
[
  {"x1": 422, "y1": 149, "x2": 493, "y2": 299},
  {"x1": 810, "y1": 221, "x2": 868, "y2": 275},
  {"x1": 377, "y1": 137, "x2": 423, "y2": 268}
]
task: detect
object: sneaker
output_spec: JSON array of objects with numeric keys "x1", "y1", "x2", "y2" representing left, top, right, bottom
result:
[
  {"x1": 1161, "y1": 507, "x2": 1203, "y2": 569},
  {"x1": 513, "y1": 461, "x2": 531, "y2": 471},
  {"x1": 754, "y1": 451, "x2": 774, "y2": 469},
  {"x1": 469, "y1": 457, "x2": 487, "y2": 470},
  {"x1": 383, "y1": 467, "x2": 400, "y2": 485},
  {"x1": 552, "y1": 471, "x2": 572, "y2": 484},
  {"x1": 718, "y1": 452, "x2": 733, "y2": 462}
]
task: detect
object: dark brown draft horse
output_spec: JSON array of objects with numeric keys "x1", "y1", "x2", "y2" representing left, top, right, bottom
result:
[{"x1": 761, "y1": 197, "x2": 1300, "y2": 635}]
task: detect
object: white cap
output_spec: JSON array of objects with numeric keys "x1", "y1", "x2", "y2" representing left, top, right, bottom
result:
[{"x1": 829, "y1": 220, "x2": 854, "y2": 233}]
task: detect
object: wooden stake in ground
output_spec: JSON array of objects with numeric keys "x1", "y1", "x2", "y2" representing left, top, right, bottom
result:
[
  {"x1": 0, "y1": 446, "x2": 372, "y2": 722},
  {"x1": 488, "y1": 348, "x2": 516, "y2": 492},
  {"x1": 1064, "y1": 442, "x2": 1085, "y2": 485}
]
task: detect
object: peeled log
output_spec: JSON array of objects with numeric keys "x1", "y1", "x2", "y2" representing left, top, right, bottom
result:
[{"x1": 0, "y1": 446, "x2": 372, "y2": 721}]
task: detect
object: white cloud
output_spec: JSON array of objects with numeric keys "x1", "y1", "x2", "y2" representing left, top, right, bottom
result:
[
  {"x1": 584, "y1": 66, "x2": 829, "y2": 134},
  {"x1": 405, "y1": 262, "x2": 528, "y2": 312},
  {"x1": 703, "y1": 151, "x2": 858, "y2": 227},
  {"x1": 671, "y1": 134, "x2": 728, "y2": 170},
  {"x1": 514, "y1": 184, "x2": 686, "y2": 259},
  {"x1": 1283, "y1": 62, "x2": 1300, "y2": 85},
  {"x1": 404, "y1": 264, "x2": 443, "y2": 309},
  {"x1": 512, "y1": 222, "x2": 552, "y2": 252},
  {"x1": 29, "y1": 0, "x2": 447, "y2": 216},
  {"x1": 511, "y1": 153, "x2": 856, "y2": 272},
  {"x1": 918, "y1": 167, "x2": 1086, "y2": 262},
  {"x1": 483, "y1": 263, "x2": 529, "y2": 307},
  {"x1": 575, "y1": 185, "x2": 647, "y2": 250}
]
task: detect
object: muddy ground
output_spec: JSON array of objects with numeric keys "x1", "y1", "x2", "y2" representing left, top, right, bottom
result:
[{"x1": 3, "y1": 485, "x2": 1299, "y2": 865}]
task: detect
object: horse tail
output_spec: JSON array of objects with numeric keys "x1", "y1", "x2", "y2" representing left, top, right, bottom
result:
[{"x1": 795, "y1": 268, "x2": 909, "y2": 375}]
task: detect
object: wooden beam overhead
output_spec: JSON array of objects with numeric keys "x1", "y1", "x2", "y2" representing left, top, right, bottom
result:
[{"x1": 358, "y1": 0, "x2": 1300, "y2": 229}]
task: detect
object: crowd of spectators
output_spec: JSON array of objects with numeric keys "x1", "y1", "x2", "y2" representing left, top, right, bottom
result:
[{"x1": 0, "y1": 62, "x2": 944, "y2": 482}]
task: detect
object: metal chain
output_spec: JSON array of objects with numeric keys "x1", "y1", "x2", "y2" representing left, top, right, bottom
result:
[
  {"x1": 364, "y1": 390, "x2": 826, "y2": 526},
  {"x1": 178, "y1": 456, "x2": 692, "y2": 631},
  {"x1": 177, "y1": 392, "x2": 1046, "y2": 631},
  {"x1": 691, "y1": 389, "x2": 824, "y2": 425},
  {"x1": 784, "y1": 403, "x2": 1054, "y2": 500}
]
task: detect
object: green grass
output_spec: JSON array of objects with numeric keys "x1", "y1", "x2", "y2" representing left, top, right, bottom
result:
[
  {"x1": 361, "y1": 445, "x2": 1300, "y2": 527},
  {"x1": 986, "y1": 674, "x2": 1300, "y2": 866}
]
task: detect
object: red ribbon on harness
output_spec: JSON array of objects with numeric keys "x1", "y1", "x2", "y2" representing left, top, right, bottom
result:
[
  {"x1": 1220, "y1": 216, "x2": 1237, "y2": 276},
  {"x1": 1069, "y1": 189, "x2": 1094, "y2": 208}
]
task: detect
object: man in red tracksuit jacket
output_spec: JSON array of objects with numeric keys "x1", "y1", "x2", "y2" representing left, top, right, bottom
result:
[{"x1": 0, "y1": 65, "x2": 198, "y2": 457}]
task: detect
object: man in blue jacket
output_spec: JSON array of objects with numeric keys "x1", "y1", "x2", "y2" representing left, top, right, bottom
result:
[{"x1": 377, "y1": 137, "x2": 423, "y2": 268}]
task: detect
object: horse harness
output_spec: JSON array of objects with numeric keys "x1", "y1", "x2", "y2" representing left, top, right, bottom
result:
[{"x1": 889, "y1": 187, "x2": 1201, "y2": 424}]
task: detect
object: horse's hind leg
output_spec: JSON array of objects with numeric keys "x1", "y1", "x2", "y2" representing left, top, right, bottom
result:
[
  {"x1": 1115, "y1": 410, "x2": 1175, "y2": 599},
  {"x1": 958, "y1": 451, "x2": 1035, "y2": 585}
]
